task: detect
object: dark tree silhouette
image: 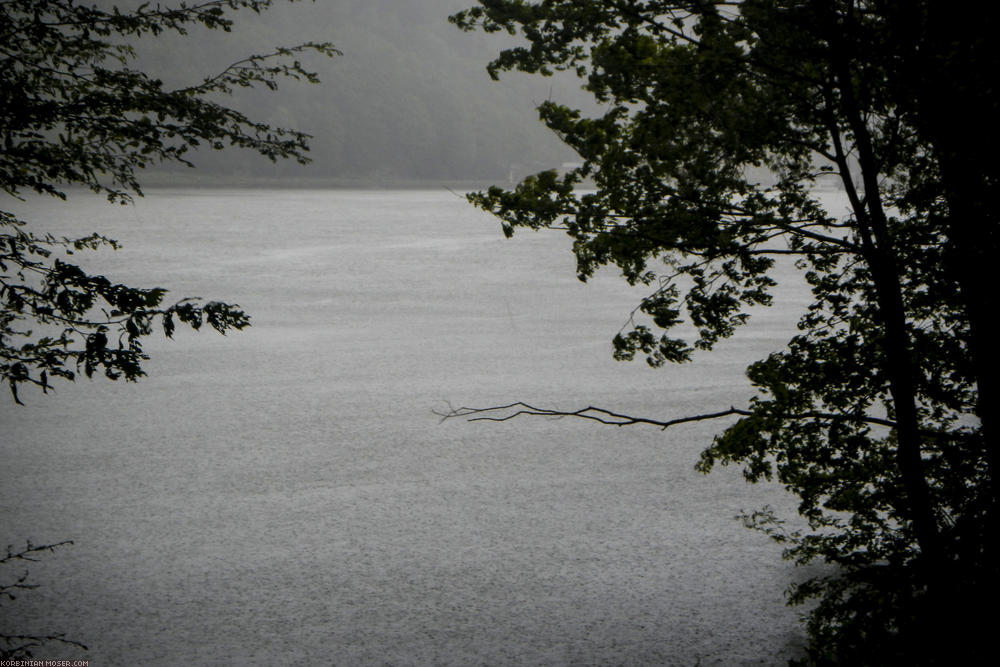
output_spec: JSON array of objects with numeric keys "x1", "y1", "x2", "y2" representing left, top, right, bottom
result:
[
  {"x1": 1, "y1": 0, "x2": 338, "y2": 403},
  {"x1": 448, "y1": 1, "x2": 996, "y2": 662}
]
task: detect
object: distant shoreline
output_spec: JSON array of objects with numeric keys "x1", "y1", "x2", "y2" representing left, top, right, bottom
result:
[
  {"x1": 137, "y1": 171, "x2": 520, "y2": 192},
  {"x1": 55, "y1": 171, "x2": 844, "y2": 194},
  {"x1": 136, "y1": 168, "x2": 845, "y2": 193}
]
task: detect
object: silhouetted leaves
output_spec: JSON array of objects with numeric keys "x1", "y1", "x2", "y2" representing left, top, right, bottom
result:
[
  {"x1": 455, "y1": 1, "x2": 994, "y2": 662},
  {"x1": 1, "y1": 1, "x2": 333, "y2": 402}
]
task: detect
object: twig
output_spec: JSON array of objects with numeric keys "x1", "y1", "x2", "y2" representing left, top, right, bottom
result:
[
  {"x1": 0, "y1": 632, "x2": 88, "y2": 654},
  {"x1": 1, "y1": 540, "x2": 74, "y2": 566},
  {"x1": 1, "y1": 540, "x2": 87, "y2": 656}
]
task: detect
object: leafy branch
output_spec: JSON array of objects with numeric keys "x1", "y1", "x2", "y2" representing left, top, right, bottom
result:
[
  {"x1": 2, "y1": 0, "x2": 334, "y2": 403},
  {"x1": 2, "y1": 212, "x2": 250, "y2": 404},
  {"x1": 1, "y1": 0, "x2": 338, "y2": 202}
]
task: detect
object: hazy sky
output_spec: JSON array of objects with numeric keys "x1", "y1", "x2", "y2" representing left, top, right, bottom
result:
[{"x1": 135, "y1": 0, "x2": 584, "y2": 183}]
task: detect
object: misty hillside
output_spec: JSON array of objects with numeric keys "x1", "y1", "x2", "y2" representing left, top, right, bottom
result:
[{"x1": 135, "y1": 0, "x2": 582, "y2": 185}]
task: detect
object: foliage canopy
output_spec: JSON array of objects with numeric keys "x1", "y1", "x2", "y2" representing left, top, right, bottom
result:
[
  {"x1": 1, "y1": 0, "x2": 336, "y2": 404},
  {"x1": 451, "y1": 1, "x2": 997, "y2": 662}
]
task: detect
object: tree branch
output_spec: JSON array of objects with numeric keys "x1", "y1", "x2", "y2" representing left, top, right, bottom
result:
[
  {"x1": 0, "y1": 540, "x2": 87, "y2": 656},
  {"x1": 0, "y1": 540, "x2": 74, "y2": 567},
  {"x1": 436, "y1": 401, "x2": 903, "y2": 432}
]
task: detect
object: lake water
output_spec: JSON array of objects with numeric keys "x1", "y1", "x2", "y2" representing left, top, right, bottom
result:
[{"x1": 2, "y1": 189, "x2": 824, "y2": 665}]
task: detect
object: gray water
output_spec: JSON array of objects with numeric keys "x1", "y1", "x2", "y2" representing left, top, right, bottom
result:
[{"x1": 2, "y1": 189, "x2": 821, "y2": 665}]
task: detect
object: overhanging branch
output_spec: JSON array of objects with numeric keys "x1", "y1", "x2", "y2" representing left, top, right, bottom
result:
[
  {"x1": 437, "y1": 402, "x2": 751, "y2": 429},
  {"x1": 436, "y1": 401, "x2": 905, "y2": 432}
]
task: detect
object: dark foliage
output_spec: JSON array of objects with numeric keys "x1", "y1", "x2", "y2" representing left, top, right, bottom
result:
[
  {"x1": 450, "y1": 1, "x2": 997, "y2": 662},
  {"x1": 1, "y1": 0, "x2": 336, "y2": 403}
]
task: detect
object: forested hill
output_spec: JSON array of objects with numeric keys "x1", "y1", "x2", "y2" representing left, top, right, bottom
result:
[{"x1": 136, "y1": 0, "x2": 580, "y2": 186}]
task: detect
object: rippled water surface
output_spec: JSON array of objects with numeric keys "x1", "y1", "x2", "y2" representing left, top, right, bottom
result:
[{"x1": 2, "y1": 189, "x2": 828, "y2": 665}]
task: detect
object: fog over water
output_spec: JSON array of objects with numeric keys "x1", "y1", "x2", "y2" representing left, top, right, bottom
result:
[
  {"x1": 126, "y1": 0, "x2": 585, "y2": 185},
  {"x1": 2, "y1": 189, "x2": 827, "y2": 664}
]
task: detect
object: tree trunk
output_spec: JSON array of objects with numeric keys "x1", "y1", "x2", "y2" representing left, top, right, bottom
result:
[{"x1": 826, "y1": 26, "x2": 944, "y2": 569}]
